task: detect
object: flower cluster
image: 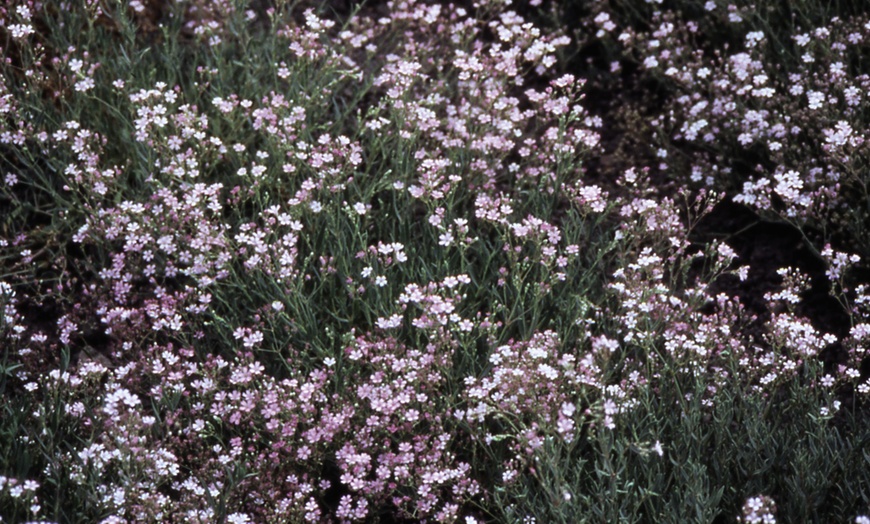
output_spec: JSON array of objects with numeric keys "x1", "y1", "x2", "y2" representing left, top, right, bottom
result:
[
  {"x1": 459, "y1": 330, "x2": 596, "y2": 461},
  {"x1": 739, "y1": 494, "x2": 778, "y2": 524}
]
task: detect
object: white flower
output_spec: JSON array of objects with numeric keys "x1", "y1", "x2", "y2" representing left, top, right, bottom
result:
[
  {"x1": 74, "y1": 77, "x2": 95, "y2": 93},
  {"x1": 807, "y1": 90, "x2": 825, "y2": 109},
  {"x1": 824, "y1": 121, "x2": 860, "y2": 148},
  {"x1": 9, "y1": 24, "x2": 34, "y2": 39},
  {"x1": 745, "y1": 31, "x2": 765, "y2": 47},
  {"x1": 376, "y1": 314, "x2": 402, "y2": 329},
  {"x1": 773, "y1": 170, "x2": 803, "y2": 202},
  {"x1": 227, "y1": 513, "x2": 251, "y2": 524},
  {"x1": 17, "y1": 5, "x2": 33, "y2": 20}
]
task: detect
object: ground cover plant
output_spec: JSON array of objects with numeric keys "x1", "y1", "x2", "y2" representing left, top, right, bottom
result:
[{"x1": 1, "y1": 0, "x2": 870, "y2": 522}]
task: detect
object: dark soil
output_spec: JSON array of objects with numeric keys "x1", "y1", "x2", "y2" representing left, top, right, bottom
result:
[{"x1": 693, "y1": 200, "x2": 852, "y2": 368}]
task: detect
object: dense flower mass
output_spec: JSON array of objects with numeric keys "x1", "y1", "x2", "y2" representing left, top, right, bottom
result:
[{"x1": 1, "y1": 0, "x2": 870, "y2": 522}]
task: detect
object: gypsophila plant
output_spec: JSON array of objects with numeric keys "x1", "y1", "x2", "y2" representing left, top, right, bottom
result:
[{"x1": 1, "y1": 0, "x2": 870, "y2": 523}]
